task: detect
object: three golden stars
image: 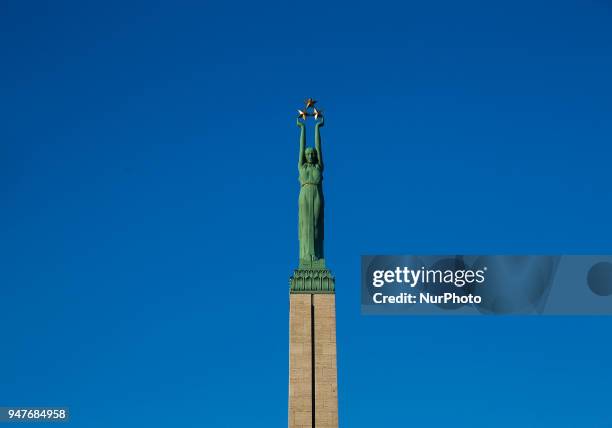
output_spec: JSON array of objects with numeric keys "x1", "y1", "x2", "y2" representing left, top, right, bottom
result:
[{"x1": 297, "y1": 98, "x2": 323, "y2": 121}]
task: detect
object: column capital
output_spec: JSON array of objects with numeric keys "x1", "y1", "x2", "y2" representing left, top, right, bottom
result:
[{"x1": 290, "y1": 268, "x2": 335, "y2": 294}]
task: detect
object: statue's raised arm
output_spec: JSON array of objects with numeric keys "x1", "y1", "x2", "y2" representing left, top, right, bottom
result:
[
  {"x1": 315, "y1": 116, "x2": 324, "y2": 171},
  {"x1": 297, "y1": 117, "x2": 306, "y2": 169}
]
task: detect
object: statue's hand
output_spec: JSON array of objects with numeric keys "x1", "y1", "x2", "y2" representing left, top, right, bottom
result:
[
  {"x1": 315, "y1": 116, "x2": 324, "y2": 127},
  {"x1": 296, "y1": 117, "x2": 305, "y2": 128}
]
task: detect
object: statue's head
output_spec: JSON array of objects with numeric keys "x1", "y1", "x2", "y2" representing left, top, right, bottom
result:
[{"x1": 305, "y1": 147, "x2": 318, "y2": 164}]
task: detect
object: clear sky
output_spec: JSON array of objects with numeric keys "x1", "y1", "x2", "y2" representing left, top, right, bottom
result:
[{"x1": 2, "y1": 1, "x2": 612, "y2": 427}]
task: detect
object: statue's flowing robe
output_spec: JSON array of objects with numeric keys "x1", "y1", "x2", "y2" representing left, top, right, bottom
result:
[{"x1": 298, "y1": 163, "x2": 324, "y2": 262}]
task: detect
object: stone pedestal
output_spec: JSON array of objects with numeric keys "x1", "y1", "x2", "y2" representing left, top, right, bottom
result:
[{"x1": 289, "y1": 267, "x2": 338, "y2": 428}]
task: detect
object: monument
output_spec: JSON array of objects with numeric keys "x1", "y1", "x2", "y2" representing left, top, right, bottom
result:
[{"x1": 289, "y1": 99, "x2": 339, "y2": 428}]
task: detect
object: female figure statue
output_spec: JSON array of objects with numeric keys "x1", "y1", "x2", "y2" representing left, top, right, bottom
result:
[{"x1": 297, "y1": 116, "x2": 324, "y2": 263}]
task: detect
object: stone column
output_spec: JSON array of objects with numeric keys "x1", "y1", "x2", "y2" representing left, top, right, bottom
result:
[{"x1": 289, "y1": 266, "x2": 338, "y2": 428}]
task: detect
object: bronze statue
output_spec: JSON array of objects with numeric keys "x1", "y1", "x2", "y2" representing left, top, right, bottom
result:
[{"x1": 296, "y1": 99, "x2": 325, "y2": 264}]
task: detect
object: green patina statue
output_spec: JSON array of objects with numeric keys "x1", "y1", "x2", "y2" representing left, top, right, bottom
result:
[
  {"x1": 296, "y1": 115, "x2": 325, "y2": 265},
  {"x1": 290, "y1": 99, "x2": 334, "y2": 293}
]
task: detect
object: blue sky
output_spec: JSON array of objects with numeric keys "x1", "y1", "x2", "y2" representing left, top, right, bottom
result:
[{"x1": 2, "y1": 1, "x2": 612, "y2": 426}]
